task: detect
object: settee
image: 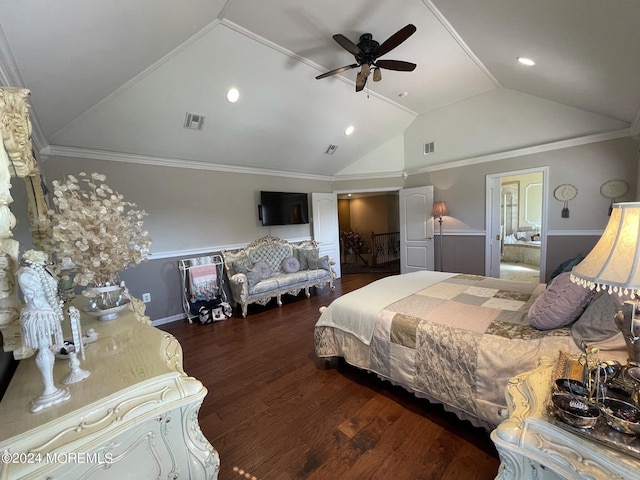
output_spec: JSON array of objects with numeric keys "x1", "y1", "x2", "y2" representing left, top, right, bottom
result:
[{"x1": 221, "y1": 235, "x2": 335, "y2": 317}]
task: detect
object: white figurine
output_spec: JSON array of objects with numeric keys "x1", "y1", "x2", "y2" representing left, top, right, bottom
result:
[
  {"x1": 62, "y1": 306, "x2": 90, "y2": 384},
  {"x1": 17, "y1": 250, "x2": 70, "y2": 412}
]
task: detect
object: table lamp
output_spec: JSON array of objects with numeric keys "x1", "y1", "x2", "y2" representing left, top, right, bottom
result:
[
  {"x1": 570, "y1": 202, "x2": 640, "y2": 365},
  {"x1": 432, "y1": 202, "x2": 447, "y2": 272}
]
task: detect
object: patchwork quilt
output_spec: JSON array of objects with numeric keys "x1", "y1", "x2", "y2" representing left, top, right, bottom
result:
[{"x1": 315, "y1": 272, "x2": 578, "y2": 428}]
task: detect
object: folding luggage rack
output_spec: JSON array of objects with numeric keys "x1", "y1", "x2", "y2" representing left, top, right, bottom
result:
[{"x1": 178, "y1": 254, "x2": 226, "y2": 323}]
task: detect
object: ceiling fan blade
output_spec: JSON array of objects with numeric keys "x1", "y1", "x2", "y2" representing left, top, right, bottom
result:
[
  {"x1": 375, "y1": 24, "x2": 416, "y2": 58},
  {"x1": 375, "y1": 59, "x2": 416, "y2": 72},
  {"x1": 315, "y1": 63, "x2": 358, "y2": 80},
  {"x1": 355, "y1": 72, "x2": 367, "y2": 92},
  {"x1": 332, "y1": 34, "x2": 363, "y2": 57}
]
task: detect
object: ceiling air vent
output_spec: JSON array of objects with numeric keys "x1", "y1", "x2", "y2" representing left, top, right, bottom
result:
[
  {"x1": 325, "y1": 144, "x2": 338, "y2": 155},
  {"x1": 424, "y1": 141, "x2": 435, "y2": 155},
  {"x1": 184, "y1": 112, "x2": 205, "y2": 130}
]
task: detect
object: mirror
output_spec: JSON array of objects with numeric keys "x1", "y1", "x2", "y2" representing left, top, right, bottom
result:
[{"x1": 0, "y1": 87, "x2": 48, "y2": 356}]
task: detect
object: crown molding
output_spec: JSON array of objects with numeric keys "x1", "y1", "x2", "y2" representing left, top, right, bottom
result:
[
  {"x1": 331, "y1": 170, "x2": 406, "y2": 182},
  {"x1": 407, "y1": 128, "x2": 632, "y2": 175},
  {"x1": 45, "y1": 145, "x2": 333, "y2": 181}
]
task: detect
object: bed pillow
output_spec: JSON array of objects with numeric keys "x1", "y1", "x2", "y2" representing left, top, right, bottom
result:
[
  {"x1": 252, "y1": 260, "x2": 272, "y2": 279},
  {"x1": 571, "y1": 291, "x2": 624, "y2": 345},
  {"x1": 548, "y1": 255, "x2": 585, "y2": 285},
  {"x1": 528, "y1": 272, "x2": 595, "y2": 330},
  {"x1": 282, "y1": 256, "x2": 300, "y2": 273}
]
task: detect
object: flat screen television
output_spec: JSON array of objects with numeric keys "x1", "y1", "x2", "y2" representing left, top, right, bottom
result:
[{"x1": 259, "y1": 191, "x2": 309, "y2": 226}]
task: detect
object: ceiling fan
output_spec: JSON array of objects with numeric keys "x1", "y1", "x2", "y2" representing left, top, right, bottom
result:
[{"x1": 316, "y1": 24, "x2": 417, "y2": 92}]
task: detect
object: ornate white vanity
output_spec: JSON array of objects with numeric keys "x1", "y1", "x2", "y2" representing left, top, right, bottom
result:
[
  {"x1": 0, "y1": 88, "x2": 219, "y2": 479},
  {"x1": 0, "y1": 300, "x2": 220, "y2": 479},
  {"x1": 491, "y1": 358, "x2": 639, "y2": 480}
]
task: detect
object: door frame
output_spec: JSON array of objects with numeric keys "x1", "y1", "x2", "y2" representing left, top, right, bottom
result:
[{"x1": 485, "y1": 166, "x2": 549, "y2": 281}]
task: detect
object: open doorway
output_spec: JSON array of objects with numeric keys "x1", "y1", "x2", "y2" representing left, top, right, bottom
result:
[
  {"x1": 486, "y1": 168, "x2": 547, "y2": 283},
  {"x1": 337, "y1": 192, "x2": 401, "y2": 274},
  {"x1": 499, "y1": 172, "x2": 543, "y2": 282}
]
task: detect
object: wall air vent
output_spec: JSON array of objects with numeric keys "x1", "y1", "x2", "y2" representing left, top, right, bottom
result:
[
  {"x1": 325, "y1": 144, "x2": 338, "y2": 155},
  {"x1": 184, "y1": 112, "x2": 205, "y2": 130},
  {"x1": 424, "y1": 141, "x2": 435, "y2": 155}
]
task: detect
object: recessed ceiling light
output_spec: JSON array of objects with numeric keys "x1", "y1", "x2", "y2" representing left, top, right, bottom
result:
[
  {"x1": 344, "y1": 125, "x2": 355, "y2": 136},
  {"x1": 226, "y1": 88, "x2": 240, "y2": 103},
  {"x1": 517, "y1": 57, "x2": 535, "y2": 66}
]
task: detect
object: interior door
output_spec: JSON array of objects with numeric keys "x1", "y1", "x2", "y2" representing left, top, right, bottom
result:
[
  {"x1": 399, "y1": 185, "x2": 434, "y2": 273},
  {"x1": 311, "y1": 192, "x2": 341, "y2": 278},
  {"x1": 486, "y1": 175, "x2": 502, "y2": 278}
]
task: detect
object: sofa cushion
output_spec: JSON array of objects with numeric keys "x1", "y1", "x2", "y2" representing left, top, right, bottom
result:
[
  {"x1": 296, "y1": 248, "x2": 318, "y2": 270},
  {"x1": 528, "y1": 272, "x2": 594, "y2": 330},
  {"x1": 252, "y1": 260, "x2": 272, "y2": 279},
  {"x1": 282, "y1": 256, "x2": 300, "y2": 273},
  {"x1": 252, "y1": 277, "x2": 280, "y2": 295},
  {"x1": 231, "y1": 255, "x2": 252, "y2": 277},
  {"x1": 309, "y1": 255, "x2": 330, "y2": 271},
  {"x1": 274, "y1": 271, "x2": 309, "y2": 288}
]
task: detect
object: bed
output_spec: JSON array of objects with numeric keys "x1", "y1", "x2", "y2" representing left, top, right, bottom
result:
[{"x1": 314, "y1": 270, "x2": 627, "y2": 430}]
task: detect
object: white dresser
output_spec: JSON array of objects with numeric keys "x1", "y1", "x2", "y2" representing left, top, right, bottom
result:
[
  {"x1": 0, "y1": 300, "x2": 219, "y2": 479},
  {"x1": 491, "y1": 358, "x2": 639, "y2": 480}
]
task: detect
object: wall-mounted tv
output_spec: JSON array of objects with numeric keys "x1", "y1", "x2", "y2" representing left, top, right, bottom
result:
[{"x1": 258, "y1": 191, "x2": 309, "y2": 226}]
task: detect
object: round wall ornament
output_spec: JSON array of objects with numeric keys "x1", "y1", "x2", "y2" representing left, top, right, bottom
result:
[
  {"x1": 553, "y1": 184, "x2": 578, "y2": 202},
  {"x1": 600, "y1": 179, "x2": 629, "y2": 199}
]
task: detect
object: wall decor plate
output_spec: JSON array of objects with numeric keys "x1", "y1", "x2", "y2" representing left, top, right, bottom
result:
[
  {"x1": 600, "y1": 179, "x2": 629, "y2": 199},
  {"x1": 553, "y1": 184, "x2": 578, "y2": 202}
]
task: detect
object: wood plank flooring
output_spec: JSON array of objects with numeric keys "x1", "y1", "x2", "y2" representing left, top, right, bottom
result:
[{"x1": 161, "y1": 273, "x2": 501, "y2": 480}]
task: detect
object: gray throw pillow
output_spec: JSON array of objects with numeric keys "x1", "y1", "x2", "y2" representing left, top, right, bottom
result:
[
  {"x1": 571, "y1": 291, "x2": 623, "y2": 345},
  {"x1": 282, "y1": 256, "x2": 300, "y2": 273},
  {"x1": 245, "y1": 268, "x2": 262, "y2": 289},
  {"x1": 252, "y1": 260, "x2": 272, "y2": 279},
  {"x1": 296, "y1": 248, "x2": 318, "y2": 270},
  {"x1": 309, "y1": 255, "x2": 330, "y2": 271}
]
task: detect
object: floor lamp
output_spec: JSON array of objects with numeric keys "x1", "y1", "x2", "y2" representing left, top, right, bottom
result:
[{"x1": 432, "y1": 202, "x2": 448, "y2": 272}]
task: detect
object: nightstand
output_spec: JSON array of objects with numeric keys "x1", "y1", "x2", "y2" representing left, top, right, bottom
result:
[{"x1": 491, "y1": 357, "x2": 640, "y2": 479}]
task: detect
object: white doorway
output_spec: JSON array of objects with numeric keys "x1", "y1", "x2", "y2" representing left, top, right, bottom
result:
[{"x1": 486, "y1": 167, "x2": 548, "y2": 282}]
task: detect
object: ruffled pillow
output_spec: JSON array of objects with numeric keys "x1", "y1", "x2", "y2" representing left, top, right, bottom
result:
[
  {"x1": 282, "y1": 256, "x2": 300, "y2": 273},
  {"x1": 528, "y1": 272, "x2": 595, "y2": 330}
]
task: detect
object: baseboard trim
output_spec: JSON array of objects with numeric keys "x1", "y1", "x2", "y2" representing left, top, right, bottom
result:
[{"x1": 152, "y1": 313, "x2": 186, "y2": 327}]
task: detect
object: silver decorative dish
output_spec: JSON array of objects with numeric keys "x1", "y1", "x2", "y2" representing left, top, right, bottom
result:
[
  {"x1": 551, "y1": 393, "x2": 600, "y2": 429},
  {"x1": 82, "y1": 298, "x2": 130, "y2": 321},
  {"x1": 599, "y1": 397, "x2": 640, "y2": 436},
  {"x1": 555, "y1": 378, "x2": 590, "y2": 397}
]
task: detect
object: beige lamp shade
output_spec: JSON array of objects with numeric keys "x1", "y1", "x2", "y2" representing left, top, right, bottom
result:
[
  {"x1": 571, "y1": 202, "x2": 640, "y2": 297},
  {"x1": 432, "y1": 202, "x2": 448, "y2": 218}
]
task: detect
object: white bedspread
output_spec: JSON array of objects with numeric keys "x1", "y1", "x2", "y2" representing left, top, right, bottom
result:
[{"x1": 315, "y1": 270, "x2": 456, "y2": 345}]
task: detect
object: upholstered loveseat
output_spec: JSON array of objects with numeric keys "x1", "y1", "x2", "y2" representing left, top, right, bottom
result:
[{"x1": 221, "y1": 235, "x2": 335, "y2": 317}]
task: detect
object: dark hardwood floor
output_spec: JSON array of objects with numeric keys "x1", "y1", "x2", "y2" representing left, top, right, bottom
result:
[{"x1": 161, "y1": 273, "x2": 501, "y2": 480}]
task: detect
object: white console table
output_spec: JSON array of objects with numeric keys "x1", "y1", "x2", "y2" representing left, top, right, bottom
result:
[
  {"x1": 0, "y1": 299, "x2": 219, "y2": 479},
  {"x1": 491, "y1": 357, "x2": 640, "y2": 480}
]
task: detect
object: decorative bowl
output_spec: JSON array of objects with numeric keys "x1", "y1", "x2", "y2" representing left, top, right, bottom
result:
[
  {"x1": 82, "y1": 298, "x2": 130, "y2": 321},
  {"x1": 552, "y1": 393, "x2": 600, "y2": 429},
  {"x1": 599, "y1": 397, "x2": 640, "y2": 436},
  {"x1": 555, "y1": 378, "x2": 590, "y2": 397}
]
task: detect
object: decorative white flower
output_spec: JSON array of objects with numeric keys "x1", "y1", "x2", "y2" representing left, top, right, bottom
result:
[
  {"x1": 22, "y1": 249, "x2": 48, "y2": 265},
  {"x1": 44, "y1": 172, "x2": 152, "y2": 286}
]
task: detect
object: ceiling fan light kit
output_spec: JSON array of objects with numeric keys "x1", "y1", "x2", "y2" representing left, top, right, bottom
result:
[{"x1": 316, "y1": 24, "x2": 417, "y2": 92}]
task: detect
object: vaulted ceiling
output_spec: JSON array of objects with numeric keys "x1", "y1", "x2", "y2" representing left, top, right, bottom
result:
[{"x1": 1, "y1": 0, "x2": 638, "y2": 178}]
